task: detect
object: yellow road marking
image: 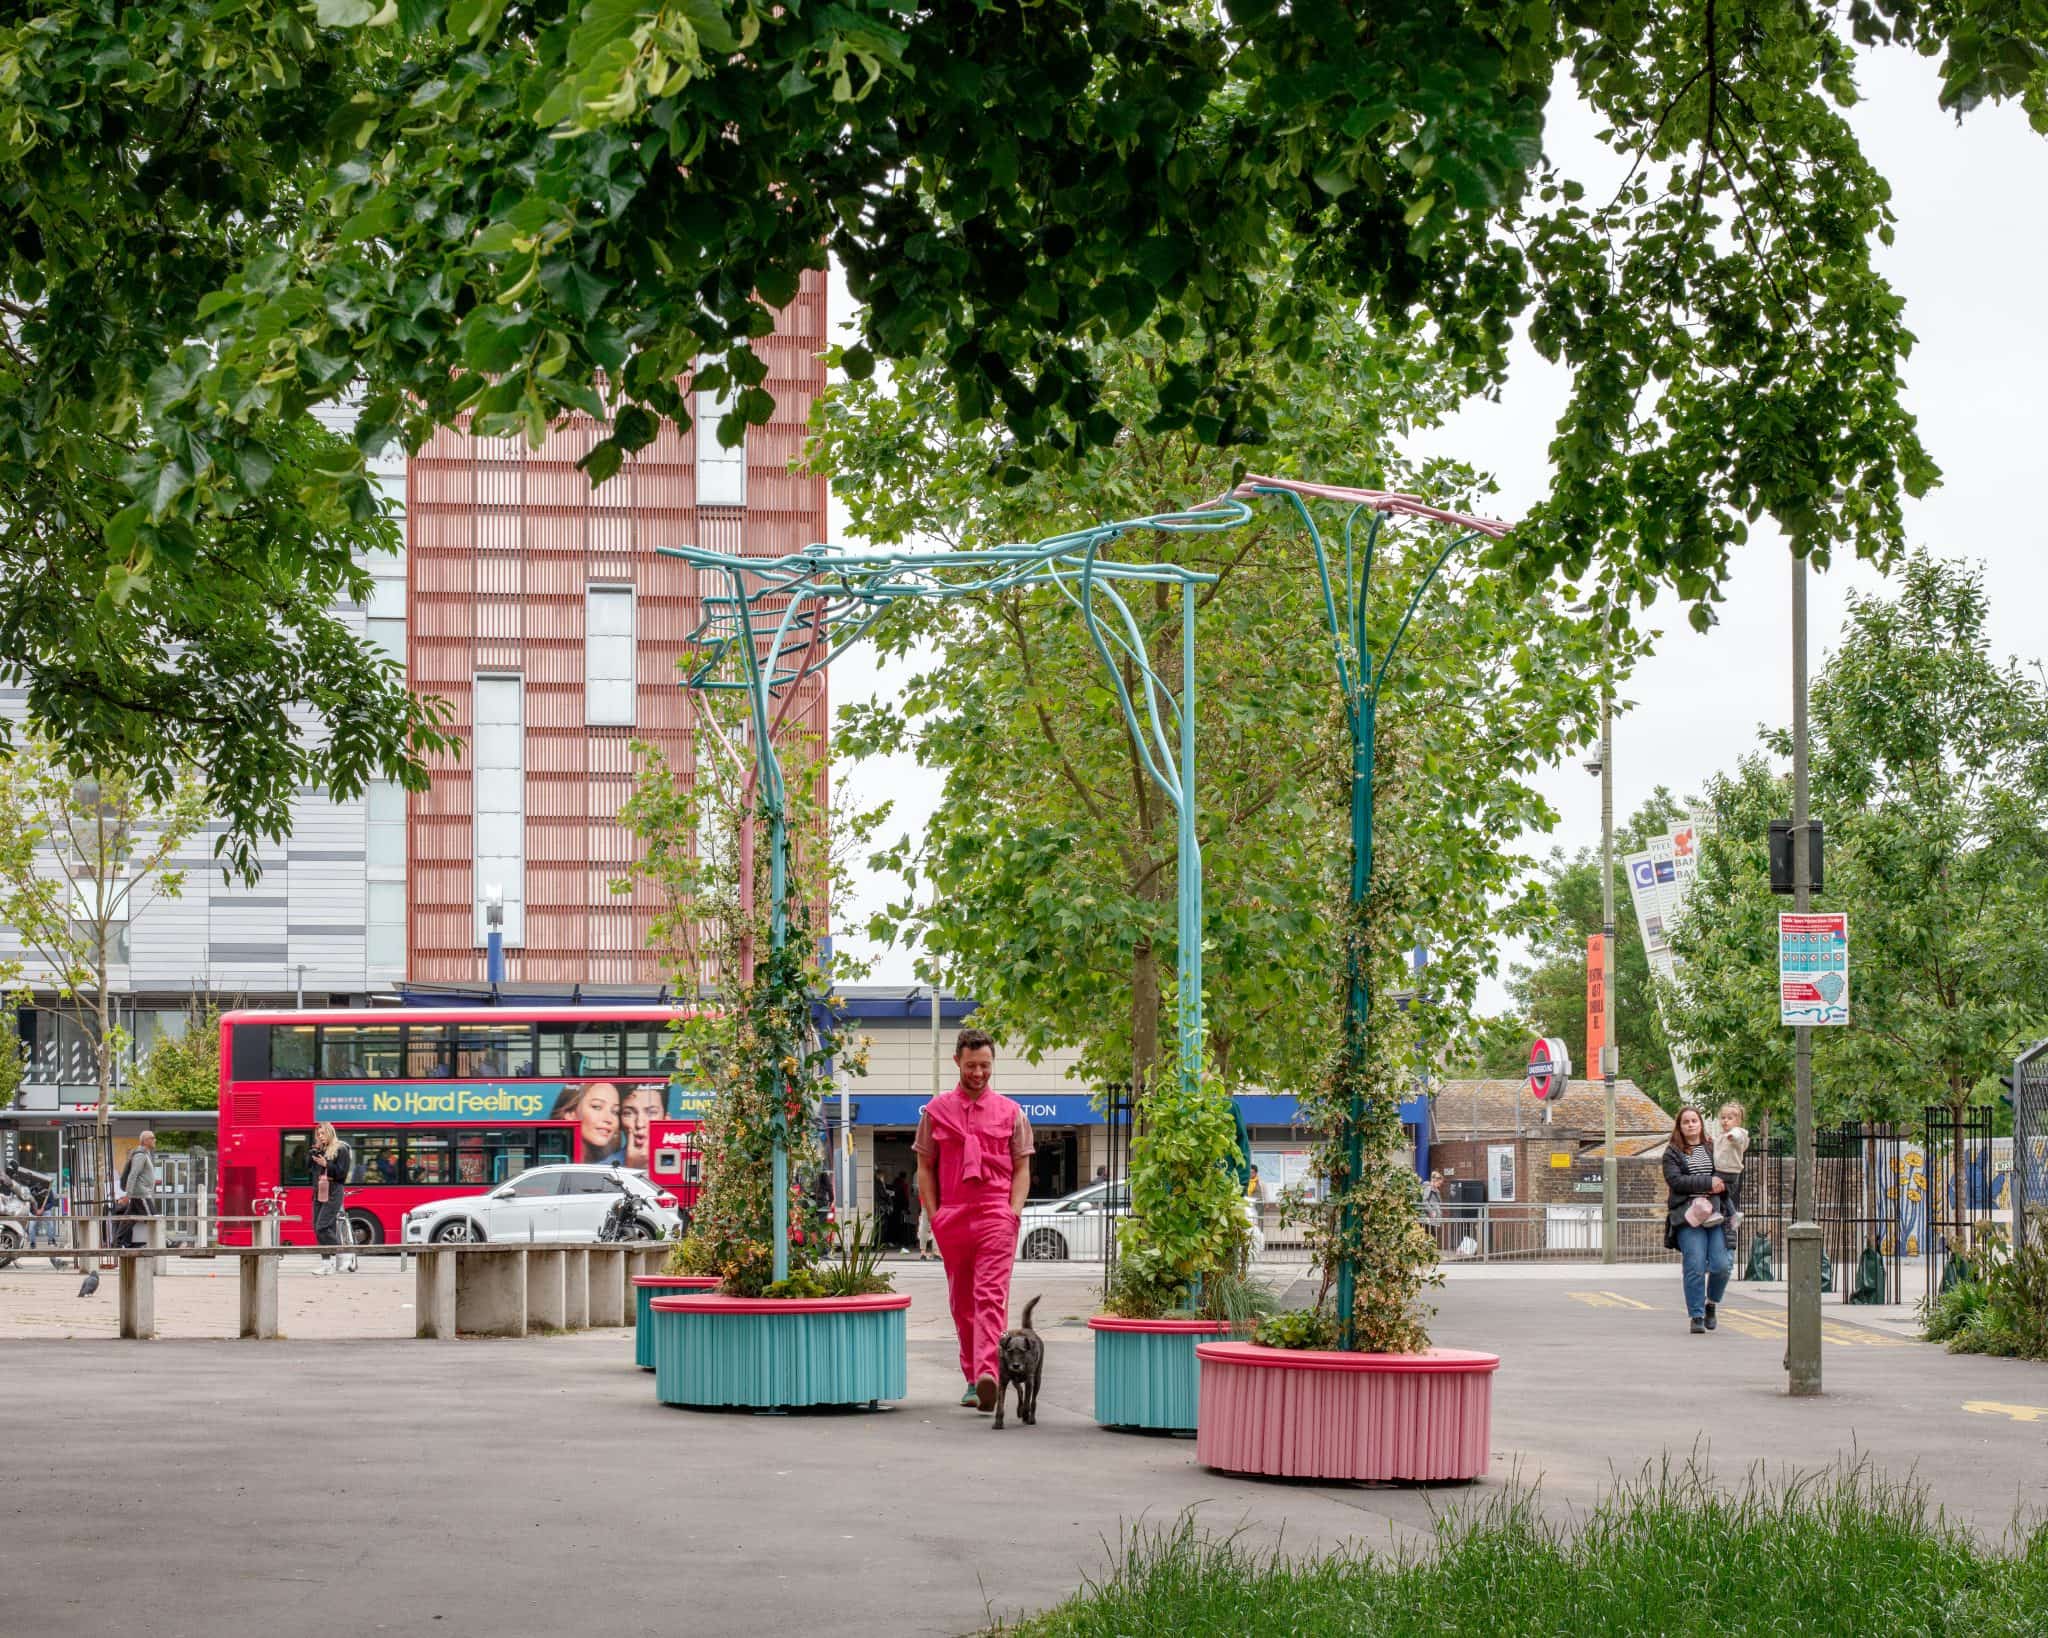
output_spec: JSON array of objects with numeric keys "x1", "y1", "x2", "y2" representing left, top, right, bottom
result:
[
  {"x1": 1721, "y1": 1306, "x2": 1911, "y2": 1347},
  {"x1": 1568, "y1": 1290, "x2": 1655, "y2": 1311},
  {"x1": 1962, "y1": 1401, "x2": 2048, "y2": 1424}
]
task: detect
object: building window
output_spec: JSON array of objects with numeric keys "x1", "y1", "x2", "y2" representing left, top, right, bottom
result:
[
  {"x1": 366, "y1": 616, "x2": 406, "y2": 668},
  {"x1": 473, "y1": 674, "x2": 525, "y2": 947},
  {"x1": 695, "y1": 386, "x2": 746, "y2": 507},
  {"x1": 584, "y1": 585, "x2": 636, "y2": 727},
  {"x1": 367, "y1": 881, "x2": 406, "y2": 969},
  {"x1": 365, "y1": 781, "x2": 406, "y2": 871}
]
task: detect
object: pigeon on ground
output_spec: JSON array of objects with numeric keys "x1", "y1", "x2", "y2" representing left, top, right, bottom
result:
[{"x1": 78, "y1": 1271, "x2": 99, "y2": 1297}]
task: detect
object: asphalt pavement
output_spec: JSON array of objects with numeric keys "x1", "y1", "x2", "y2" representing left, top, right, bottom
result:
[{"x1": 2, "y1": 1262, "x2": 2042, "y2": 1638}]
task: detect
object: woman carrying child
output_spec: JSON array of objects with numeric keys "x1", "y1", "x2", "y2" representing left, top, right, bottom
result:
[{"x1": 1663, "y1": 1106, "x2": 1731, "y2": 1334}]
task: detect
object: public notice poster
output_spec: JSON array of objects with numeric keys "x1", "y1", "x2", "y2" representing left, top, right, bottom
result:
[{"x1": 1779, "y1": 912, "x2": 1850, "y2": 1027}]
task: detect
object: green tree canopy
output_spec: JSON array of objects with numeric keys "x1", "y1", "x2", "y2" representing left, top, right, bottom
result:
[
  {"x1": 815, "y1": 298, "x2": 1627, "y2": 1097},
  {"x1": 8, "y1": 2, "x2": 2043, "y2": 855},
  {"x1": 1665, "y1": 553, "x2": 2048, "y2": 1129}
]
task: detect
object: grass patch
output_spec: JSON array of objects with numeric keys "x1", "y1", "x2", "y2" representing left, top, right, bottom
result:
[{"x1": 993, "y1": 1461, "x2": 2048, "y2": 1636}]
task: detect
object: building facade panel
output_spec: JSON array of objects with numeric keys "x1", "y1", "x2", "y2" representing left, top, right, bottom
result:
[{"x1": 406, "y1": 270, "x2": 832, "y2": 986}]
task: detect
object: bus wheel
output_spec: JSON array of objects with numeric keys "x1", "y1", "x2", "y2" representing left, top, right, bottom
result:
[
  {"x1": 344, "y1": 1210, "x2": 383, "y2": 1246},
  {"x1": 431, "y1": 1219, "x2": 478, "y2": 1244}
]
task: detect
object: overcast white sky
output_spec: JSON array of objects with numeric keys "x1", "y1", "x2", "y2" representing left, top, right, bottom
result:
[{"x1": 827, "y1": 51, "x2": 2048, "y2": 1014}]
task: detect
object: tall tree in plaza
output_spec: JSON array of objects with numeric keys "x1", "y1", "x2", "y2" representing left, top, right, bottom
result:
[
  {"x1": 813, "y1": 303, "x2": 1627, "y2": 1099},
  {"x1": 1664, "y1": 553, "x2": 2048, "y2": 1131},
  {"x1": 0, "y1": 736, "x2": 209, "y2": 1184},
  {"x1": 9, "y1": 0, "x2": 2041, "y2": 825}
]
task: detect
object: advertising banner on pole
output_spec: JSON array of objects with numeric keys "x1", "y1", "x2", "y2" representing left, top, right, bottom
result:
[
  {"x1": 1624, "y1": 822, "x2": 1704, "y2": 1091},
  {"x1": 1779, "y1": 912, "x2": 1850, "y2": 1027},
  {"x1": 1586, "y1": 934, "x2": 1607, "y2": 1078}
]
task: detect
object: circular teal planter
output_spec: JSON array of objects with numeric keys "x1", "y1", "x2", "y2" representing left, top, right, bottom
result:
[
  {"x1": 633, "y1": 1275, "x2": 721, "y2": 1370},
  {"x1": 1090, "y1": 1316, "x2": 1232, "y2": 1432},
  {"x1": 651, "y1": 1292, "x2": 910, "y2": 1409}
]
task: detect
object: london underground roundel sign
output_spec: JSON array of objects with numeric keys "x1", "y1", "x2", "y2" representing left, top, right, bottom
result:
[{"x1": 1527, "y1": 1036, "x2": 1572, "y2": 1101}]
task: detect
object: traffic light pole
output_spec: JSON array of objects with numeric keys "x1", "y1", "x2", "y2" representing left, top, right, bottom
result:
[{"x1": 1786, "y1": 551, "x2": 1823, "y2": 1395}]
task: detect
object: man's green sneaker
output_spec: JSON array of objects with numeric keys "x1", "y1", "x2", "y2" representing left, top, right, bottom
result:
[{"x1": 959, "y1": 1384, "x2": 980, "y2": 1407}]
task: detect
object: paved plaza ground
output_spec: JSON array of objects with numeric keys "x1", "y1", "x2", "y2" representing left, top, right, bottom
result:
[{"x1": 3, "y1": 1259, "x2": 2044, "y2": 1637}]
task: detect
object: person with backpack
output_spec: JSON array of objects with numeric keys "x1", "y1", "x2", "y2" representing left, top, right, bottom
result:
[
  {"x1": 310, "y1": 1123, "x2": 356, "y2": 1274},
  {"x1": 110, "y1": 1130, "x2": 158, "y2": 1250}
]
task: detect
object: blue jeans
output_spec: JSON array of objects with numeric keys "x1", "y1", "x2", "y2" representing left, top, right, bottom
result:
[{"x1": 1678, "y1": 1224, "x2": 1732, "y2": 1318}]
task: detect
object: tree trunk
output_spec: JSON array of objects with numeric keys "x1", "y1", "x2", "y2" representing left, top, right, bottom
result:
[{"x1": 1131, "y1": 936, "x2": 1160, "y2": 1106}]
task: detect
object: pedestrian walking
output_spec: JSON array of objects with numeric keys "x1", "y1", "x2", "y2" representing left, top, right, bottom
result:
[
  {"x1": 1664, "y1": 1107, "x2": 1731, "y2": 1333},
  {"x1": 111, "y1": 1131, "x2": 158, "y2": 1250},
  {"x1": 914, "y1": 1027, "x2": 1032, "y2": 1412},
  {"x1": 310, "y1": 1122, "x2": 356, "y2": 1274}
]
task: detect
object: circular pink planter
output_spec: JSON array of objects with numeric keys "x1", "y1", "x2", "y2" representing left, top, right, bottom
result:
[{"x1": 1194, "y1": 1340, "x2": 1499, "y2": 1482}]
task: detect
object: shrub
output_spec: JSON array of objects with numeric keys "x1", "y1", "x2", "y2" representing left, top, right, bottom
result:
[
  {"x1": 1253, "y1": 1307, "x2": 1338, "y2": 1351},
  {"x1": 1101, "y1": 1043, "x2": 1251, "y2": 1319},
  {"x1": 1924, "y1": 1229, "x2": 2048, "y2": 1362}
]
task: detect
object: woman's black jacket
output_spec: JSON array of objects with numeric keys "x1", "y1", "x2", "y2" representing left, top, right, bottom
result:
[{"x1": 1662, "y1": 1143, "x2": 1717, "y2": 1251}]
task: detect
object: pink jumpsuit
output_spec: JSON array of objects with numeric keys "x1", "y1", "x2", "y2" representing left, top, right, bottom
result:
[{"x1": 916, "y1": 1087, "x2": 1027, "y2": 1386}]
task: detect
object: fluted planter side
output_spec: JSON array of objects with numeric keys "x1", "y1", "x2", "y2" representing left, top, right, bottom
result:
[
  {"x1": 632, "y1": 1275, "x2": 722, "y2": 1370},
  {"x1": 1195, "y1": 1341, "x2": 1499, "y2": 1482},
  {"x1": 1089, "y1": 1316, "x2": 1233, "y2": 1432},
  {"x1": 651, "y1": 1293, "x2": 910, "y2": 1409}
]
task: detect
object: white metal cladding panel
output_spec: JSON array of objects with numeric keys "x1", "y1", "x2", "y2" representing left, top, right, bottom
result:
[{"x1": 472, "y1": 674, "x2": 525, "y2": 945}]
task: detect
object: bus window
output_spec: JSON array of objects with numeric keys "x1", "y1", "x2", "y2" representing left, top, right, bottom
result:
[
  {"x1": 405, "y1": 1131, "x2": 454, "y2": 1185},
  {"x1": 281, "y1": 1131, "x2": 314, "y2": 1186},
  {"x1": 538, "y1": 1128, "x2": 574, "y2": 1167},
  {"x1": 404, "y1": 1024, "x2": 453, "y2": 1079},
  {"x1": 352, "y1": 1134, "x2": 406, "y2": 1185},
  {"x1": 271, "y1": 1025, "x2": 316, "y2": 1079},
  {"x1": 456, "y1": 1129, "x2": 533, "y2": 1186},
  {"x1": 623, "y1": 1024, "x2": 674, "y2": 1073},
  {"x1": 455, "y1": 1023, "x2": 533, "y2": 1078},
  {"x1": 318, "y1": 1024, "x2": 402, "y2": 1079},
  {"x1": 538, "y1": 1022, "x2": 624, "y2": 1076}
]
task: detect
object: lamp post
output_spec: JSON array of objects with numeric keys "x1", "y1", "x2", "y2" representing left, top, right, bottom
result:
[{"x1": 1786, "y1": 553, "x2": 1823, "y2": 1394}]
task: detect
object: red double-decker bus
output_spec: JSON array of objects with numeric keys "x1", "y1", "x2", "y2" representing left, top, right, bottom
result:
[{"x1": 215, "y1": 1006, "x2": 701, "y2": 1247}]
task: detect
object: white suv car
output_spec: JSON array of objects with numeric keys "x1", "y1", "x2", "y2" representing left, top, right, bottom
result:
[
  {"x1": 401, "y1": 1165, "x2": 681, "y2": 1245},
  {"x1": 1017, "y1": 1181, "x2": 1264, "y2": 1262}
]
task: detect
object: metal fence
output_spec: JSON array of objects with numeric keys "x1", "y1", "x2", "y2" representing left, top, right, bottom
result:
[{"x1": 2016, "y1": 1040, "x2": 2048, "y2": 1256}]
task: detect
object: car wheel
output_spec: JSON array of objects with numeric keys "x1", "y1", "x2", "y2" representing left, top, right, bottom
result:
[
  {"x1": 0, "y1": 1223, "x2": 23, "y2": 1269},
  {"x1": 1022, "y1": 1228, "x2": 1066, "y2": 1262},
  {"x1": 344, "y1": 1210, "x2": 383, "y2": 1246},
  {"x1": 622, "y1": 1218, "x2": 657, "y2": 1242},
  {"x1": 430, "y1": 1219, "x2": 479, "y2": 1244}
]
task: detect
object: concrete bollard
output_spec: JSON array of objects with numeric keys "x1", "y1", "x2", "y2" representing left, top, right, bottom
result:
[
  {"x1": 525, "y1": 1247, "x2": 567, "y2": 1330},
  {"x1": 147, "y1": 1215, "x2": 166, "y2": 1276},
  {"x1": 561, "y1": 1247, "x2": 590, "y2": 1330},
  {"x1": 118, "y1": 1249, "x2": 156, "y2": 1340},
  {"x1": 456, "y1": 1247, "x2": 528, "y2": 1338},
  {"x1": 239, "y1": 1251, "x2": 280, "y2": 1339},
  {"x1": 415, "y1": 1246, "x2": 457, "y2": 1340},
  {"x1": 585, "y1": 1247, "x2": 627, "y2": 1326}
]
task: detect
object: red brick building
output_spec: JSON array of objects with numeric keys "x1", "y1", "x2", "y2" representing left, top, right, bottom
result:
[{"x1": 404, "y1": 272, "x2": 831, "y2": 986}]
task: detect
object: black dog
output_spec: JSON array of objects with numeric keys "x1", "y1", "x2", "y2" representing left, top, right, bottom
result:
[{"x1": 992, "y1": 1294, "x2": 1043, "y2": 1430}]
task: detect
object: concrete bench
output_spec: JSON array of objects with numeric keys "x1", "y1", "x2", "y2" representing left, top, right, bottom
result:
[{"x1": 79, "y1": 1238, "x2": 660, "y2": 1342}]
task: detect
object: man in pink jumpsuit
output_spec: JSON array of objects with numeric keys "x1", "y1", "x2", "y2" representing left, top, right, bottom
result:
[{"x1": 914, "y1": 1026, "x2": 1034, "y2": 1411}]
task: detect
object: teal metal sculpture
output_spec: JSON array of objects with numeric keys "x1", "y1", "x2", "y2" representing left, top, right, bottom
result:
[
  {"x1": 658, "y1": 507, "x2": 1237, "y2": 1282},
  {"x1": 659, "y1": 476, "x2": 1508, "y2": 1327},
  {"x1": 1220, "y1": 478, "x2": 1509, "y2": 1347}
]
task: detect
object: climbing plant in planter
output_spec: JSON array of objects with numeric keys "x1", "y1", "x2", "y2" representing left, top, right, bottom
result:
[{"x1": 1191, "y1": 480, "x2": 1619, "y2": 1480}]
